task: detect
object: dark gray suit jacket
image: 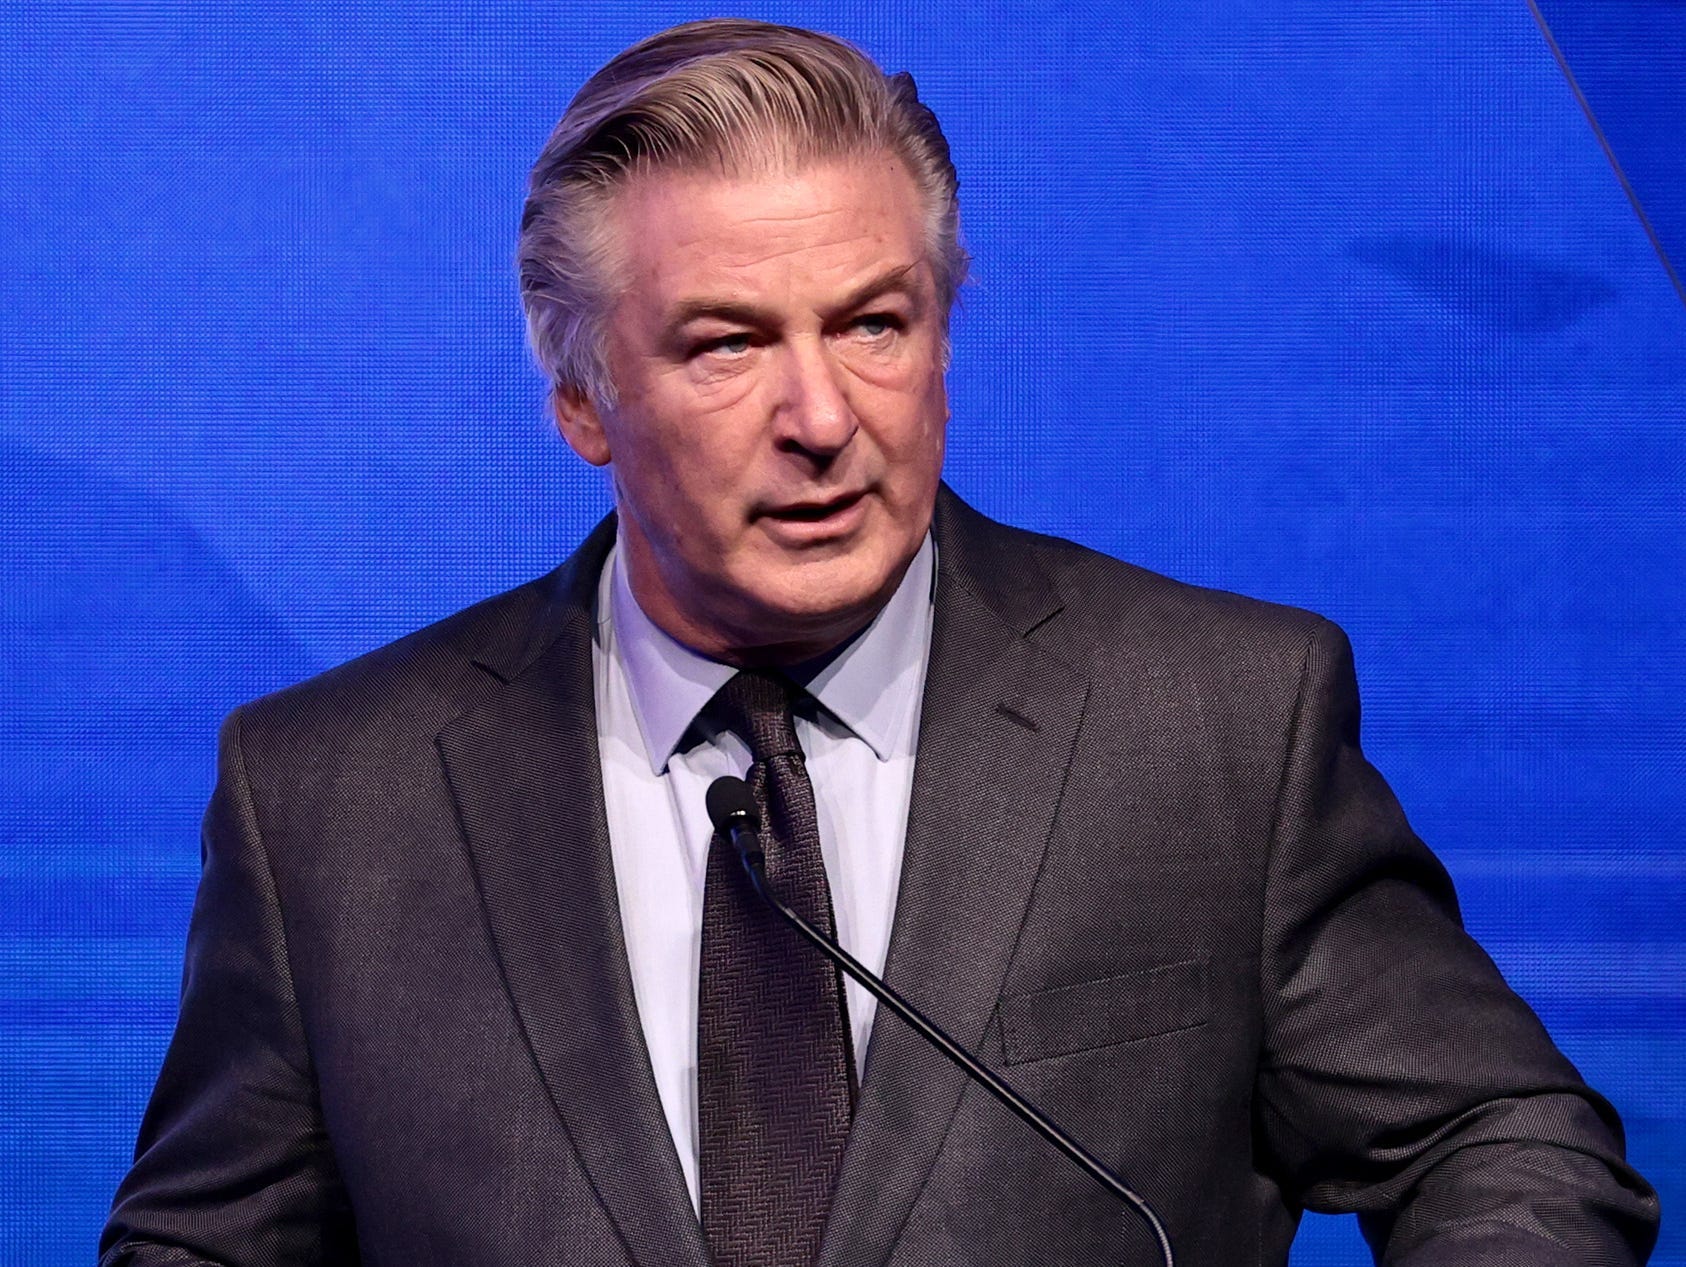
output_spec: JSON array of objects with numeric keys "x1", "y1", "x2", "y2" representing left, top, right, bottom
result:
[{"x1": 103, "y1": 488, "x2": 1658, "y2": 1266}]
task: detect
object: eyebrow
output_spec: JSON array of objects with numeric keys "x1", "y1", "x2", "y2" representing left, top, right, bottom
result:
[
  {"x1": 831, "y1": 262, "x2": 921, "y2": 316},
  {"x1": 661, "y1": 262, "x2": 924, "y2": 343}
]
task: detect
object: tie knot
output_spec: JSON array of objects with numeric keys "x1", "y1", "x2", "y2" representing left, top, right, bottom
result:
[{"x1": 710, "y1": 669, "x2": 803, "y2": 763}]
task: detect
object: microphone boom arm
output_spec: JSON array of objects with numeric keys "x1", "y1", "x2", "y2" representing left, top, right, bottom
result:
[{"x1": 719, "y1": 811, "x2": 1175, "y2": 1267}]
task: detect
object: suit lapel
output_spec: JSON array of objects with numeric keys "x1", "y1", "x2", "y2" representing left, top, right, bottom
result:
[
  {"x1": 436, "y1": 521, "x2": 710, "y2": 1267},
  {"x1": 432, "y1": 492, "x2": 1082, "y2": 1267},
  {"x1": 819, "y1": 491, "x2": 1090, "y2": 1267}
]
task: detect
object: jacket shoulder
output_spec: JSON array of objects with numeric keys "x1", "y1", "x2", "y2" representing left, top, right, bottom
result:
[
  {"x1": 944, "y1": 499, "x2": 1338, "y2": 668},
  {"x1": 229, "y1": 567, "x2": 570, "y2": 753}
]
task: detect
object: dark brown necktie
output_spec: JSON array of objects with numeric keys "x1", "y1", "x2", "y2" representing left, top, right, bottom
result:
[{"x1": 698, "y1": 669, "x2": 855, "y2": 1267}]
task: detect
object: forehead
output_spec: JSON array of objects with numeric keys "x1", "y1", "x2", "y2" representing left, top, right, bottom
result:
[{"x1": 602, "y1": 153, "x2": 930, "y2": 310}]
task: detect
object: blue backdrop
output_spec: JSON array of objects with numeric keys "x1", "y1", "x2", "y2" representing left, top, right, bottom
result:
[{"x1": 3, "y1": 2, "x2": 1681, "y2": 1262}]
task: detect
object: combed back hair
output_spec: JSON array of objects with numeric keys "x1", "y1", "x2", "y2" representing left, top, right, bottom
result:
[{"x1": 517, "y1": 19, "x2": 968, "y2": 404}]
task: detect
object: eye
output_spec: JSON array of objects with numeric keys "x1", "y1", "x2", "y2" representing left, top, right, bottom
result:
[
  {"x1": 691, "y1": 333, "x2": 753, "y2": 359},
  {"x1": 850, "y1": 313, "x2": 901, "y2": 339}
]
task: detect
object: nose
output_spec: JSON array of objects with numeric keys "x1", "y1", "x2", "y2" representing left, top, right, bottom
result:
[{"x1": 773, "y1": 339, "x2": 857, "y2": 460}]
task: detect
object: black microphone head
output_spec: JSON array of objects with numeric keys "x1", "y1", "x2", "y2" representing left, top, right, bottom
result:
[{"x1": 705, "y1": 775, "x2": 760, "y2": 833}]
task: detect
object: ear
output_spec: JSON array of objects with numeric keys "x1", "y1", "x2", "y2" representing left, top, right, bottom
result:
[{"x1": 552, "y1": 384, "x2": 612, "y2": 467}]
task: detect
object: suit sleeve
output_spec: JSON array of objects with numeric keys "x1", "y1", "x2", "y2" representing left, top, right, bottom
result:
[
  {"x1": 1253, "y1": 619, "x2": 1659, "y2": 1265},
  {"x1": 100, "y1": 709, "x2": 360, "y2": 1266}
]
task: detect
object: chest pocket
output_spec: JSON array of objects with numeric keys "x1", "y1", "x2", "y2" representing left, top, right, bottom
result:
[{"x1": 997, "y1": 957, "x2": 1211, "y2": 1065}]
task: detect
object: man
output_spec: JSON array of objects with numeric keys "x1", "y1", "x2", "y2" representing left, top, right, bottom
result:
[{"x1": 104, "y1": 19, "x2": 1658, "y2": 1266}]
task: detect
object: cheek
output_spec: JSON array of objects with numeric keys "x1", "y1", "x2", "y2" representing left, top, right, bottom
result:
[
  {"x1": 611, "y1": 397, "x2": 749, "y2": 489},
  {"x1": 686, "y1": 368, "x2": 760, "y2": 414},
  {"x1": 892, "y1": 378, "x2": 948, "y2": 464},
  {"x1": 855, "y1": 364, "x2": 942, "y2": 436}
]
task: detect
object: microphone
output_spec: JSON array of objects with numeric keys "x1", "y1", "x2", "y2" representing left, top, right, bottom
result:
[{"x1": 705, "y1": 774, "x2": 1175, "y2": 1267}]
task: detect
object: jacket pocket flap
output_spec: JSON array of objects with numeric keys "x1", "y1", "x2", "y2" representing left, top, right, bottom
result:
[{"x1": 998, "y1": 957, "x2": 1210, "y2": 1065}]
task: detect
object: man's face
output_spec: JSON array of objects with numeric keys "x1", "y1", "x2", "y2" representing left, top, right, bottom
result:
[{"x1": 554, "y1": 152, "x2": 949, "y2": 664}]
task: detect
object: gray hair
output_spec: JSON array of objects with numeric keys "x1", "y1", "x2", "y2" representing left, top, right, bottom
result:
[{"x1": 517, "y1": 19, "x2": 968, "y2": 404}]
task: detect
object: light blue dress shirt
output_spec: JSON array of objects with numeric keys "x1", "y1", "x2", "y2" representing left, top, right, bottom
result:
[{"x1": 592, "y1": 534, "x2": 936, "y2": 1213}]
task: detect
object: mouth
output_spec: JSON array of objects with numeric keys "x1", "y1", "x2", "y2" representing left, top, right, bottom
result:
[
  {"x1": 762, "y1": 490, "x2": 865, "y2": 523},
  {"x1": 757, "y1": 489, "x2": 869, "y2": 541}
]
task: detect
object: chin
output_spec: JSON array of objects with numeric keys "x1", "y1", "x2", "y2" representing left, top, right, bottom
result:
[
  {"x1": 722, "y1": 566, "x2": 888, "y2": 652},
  {"x1": 793, "y1": 551, "x2": 901, "y2": 609}
]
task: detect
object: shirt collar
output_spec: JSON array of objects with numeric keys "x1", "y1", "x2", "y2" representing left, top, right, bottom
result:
[{"x1": 607, "y1": 533, "x2": 936, "y2": 775}]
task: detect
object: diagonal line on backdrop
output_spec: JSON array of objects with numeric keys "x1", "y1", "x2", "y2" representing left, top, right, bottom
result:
[{"x1": 1526, "y1": 0, "x2": 1686, "y2": 313}]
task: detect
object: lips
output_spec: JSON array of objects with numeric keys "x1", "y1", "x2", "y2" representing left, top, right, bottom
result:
[
  {"x1": 762, "y1": 490, "x2": 864, "y2": 522},
  {"x1": 755, "y1": 489, "x2": 871, "y2": 545}
]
